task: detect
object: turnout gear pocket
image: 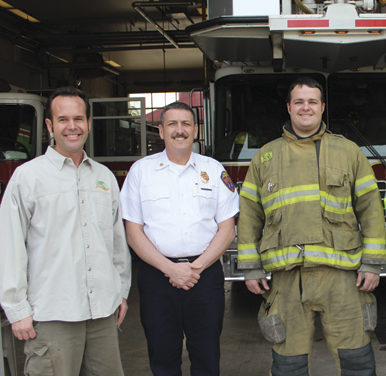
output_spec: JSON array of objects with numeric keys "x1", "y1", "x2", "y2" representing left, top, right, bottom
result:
[
  {"x1": 323, "y1": 169, "x2": 356, "y2": 226},
  {"x1": 258, "y1": 288, "x2": 286, "y2": 344},
  {"x1": 360, "y1": 292, "x2": 377, "y2": 332}
]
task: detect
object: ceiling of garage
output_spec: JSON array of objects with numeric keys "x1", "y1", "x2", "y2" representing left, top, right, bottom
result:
[{"x1": 0, "y1": 0, "x2": 207, "y2": 76}]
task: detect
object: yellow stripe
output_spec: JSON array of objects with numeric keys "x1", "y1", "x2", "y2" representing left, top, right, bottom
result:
[
  {"x1": 321, "y1": 203, "x2": 353, "y2": 215},
  {"x1": 238, "y1": 243, "x2": 257, "y2": 250},
  {"x1": 355, "y1": 174, "x2": 375, "y2": 187},
  {"x1": 240, "y1": 191, "x2": 259, "y2": 203},
  {"x1": 265, "y1": 194, "x2": 320, "y2": 215},
  {"x1": 306, "y1": 245, "x2": 361, "y2": 259},
  {"x1": 243, "y1": 181, "x2": 259, "y2": 191},
  {"x1": 238, "y1": 254, "x2": 260, "y2": 261},
  {"x1": 262, "y1": 184, "x2": 319, "y2": 205},
  {"x1": 261, "y1": 245, "x2": 362, "y2": 270},
  {"x1": 320, "y1": 191, "x2": 352, "y2": 204},
  {"x1": 363, "y1": 237, "x2": 386, "y2": 244},
  {"x1": 305, "y1": 256, "x2": 361, "y2": 268},
  {"x1": 362, "y1": 248, "x2": 386, "y2": 256},
  {"x1": 356, "y1": 183, "x2": 378, "y2": 198}
]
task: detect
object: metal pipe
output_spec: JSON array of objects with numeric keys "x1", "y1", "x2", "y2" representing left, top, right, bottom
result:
[
  {"x1": 294, "y1": 0, "x2": 314, "y2": 13},
  {"x1": 132, "y1": 1, "x2": 195, "y2": 7},
  {"x1": 133, "y1": 4, "x2": 180, "y2": 48}
]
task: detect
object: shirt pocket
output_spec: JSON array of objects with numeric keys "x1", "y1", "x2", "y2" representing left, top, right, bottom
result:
[
  {"x1": 90, "y1": 190, "x2": 114, "y2": 227},
  {"x1": 192, "y1": 183, "x2": 218, "y2": 219},
  {"x1": 323, "y1": 169, "x2": 354, "y2": 224},
  {"x1": 140, "y1": 184, "x2": 171, "y2": 220}
]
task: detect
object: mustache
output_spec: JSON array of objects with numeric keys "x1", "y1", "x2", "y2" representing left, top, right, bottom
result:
[{"x1": 171, "y1": 133, "x2": 188, "y2": 139}]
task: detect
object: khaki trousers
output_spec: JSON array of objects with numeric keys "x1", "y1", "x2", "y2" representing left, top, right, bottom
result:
[
  {"x1": 259, "y1": 266, "x2": 376, "y2": 375},
  {"x1": 24, "y1": 313, "x2": 124, "y2": 376}
]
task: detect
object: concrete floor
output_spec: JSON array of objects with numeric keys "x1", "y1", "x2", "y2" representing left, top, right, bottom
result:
[{"x1": 5, "y1": 263, "x2": 386, "y2": 375}]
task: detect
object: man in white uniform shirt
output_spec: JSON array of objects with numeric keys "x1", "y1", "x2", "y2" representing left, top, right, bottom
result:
[
  {"x1": 120, "y1": 101, "x2": 239, "y2": 376},
  {"x1": 0, "y1": 87, "x2": 131, "y2": 375}
]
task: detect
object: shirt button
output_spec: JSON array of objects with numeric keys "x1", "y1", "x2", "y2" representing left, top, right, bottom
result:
[
  {"x1": 86, "y1": 244, "x2": 90, "y2": 249},
  {"x1": 83, "y1": 222, "x2": 87, "y2": 227},
  {"x1": 81, "y1": 200, "x2": 85, "y2": 204},
  {"x1": 88, "y1": 267, "x2": 92, "y2": 272},
  {"x1": 89, "y1": 290, "x2": 93, "y2": 294}
]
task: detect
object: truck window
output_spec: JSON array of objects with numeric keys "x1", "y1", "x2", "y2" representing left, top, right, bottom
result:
[
  {"x1": 213, "y1": 73, "x2": 325, "y2": 161},
  {"x1": 0, "y1": 104, "x2": 36, "y2": 160},
  {"x1": 328, "y1": 73, "x2": 386, "y2": 158}
]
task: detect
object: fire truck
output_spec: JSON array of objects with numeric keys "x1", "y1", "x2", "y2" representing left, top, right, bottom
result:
[
  {"x1": 186, "y1": 0, "x2": 386, "y2": 279},
  {"x1": 1, "y1": 0, "x2": 386, "y2": 280}
]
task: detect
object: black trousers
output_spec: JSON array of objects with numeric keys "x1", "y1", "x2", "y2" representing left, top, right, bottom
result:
[{"x1": 138, "y1": 259, "x2": 225, "y2": 376}]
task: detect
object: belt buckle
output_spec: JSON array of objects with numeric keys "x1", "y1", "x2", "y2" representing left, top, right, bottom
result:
[{"x1": 177, "y1": 258, "x2": 189, "y2": 263}]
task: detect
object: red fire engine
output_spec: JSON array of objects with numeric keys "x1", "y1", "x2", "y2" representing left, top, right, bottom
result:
[
  {"x1": 186, "y1": 0, "x2": 386, "y2": 278},
  {"x1": 1, "y1": 1, "x2": 386, "y2": 279}
]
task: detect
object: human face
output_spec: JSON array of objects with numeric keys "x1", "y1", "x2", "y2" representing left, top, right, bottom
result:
[
  {"x1": 45, "y1": 95, "x2": 90, "y2": 165},
  {"x1": 159, "y1": 108, "x2": 198, "y2": 164},
  {"x1": 287, "y1": 84, "x2": 325, "y2": 137}
]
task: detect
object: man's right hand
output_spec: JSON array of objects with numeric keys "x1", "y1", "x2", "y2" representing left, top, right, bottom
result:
[
  {"x1": 11, "y1": 316, "x2": 36, "y2": 340},
  {"x1": 165, "y1": 262, "x2": 201, "y2": 290},
  {"x1": 245, "y1": 278, "x2": 270, "y2": 295}
]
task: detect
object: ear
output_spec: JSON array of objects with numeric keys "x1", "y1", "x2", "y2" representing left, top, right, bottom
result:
[
  {"x1": 194, "y1": 123, "x2": 198, "y2": 139},
  {"x1": 45, "y1": 118, "x2": 53, "y2": 135},
  {"x1": 286, "y1": 102, "x2": 291, "y2": 115},
  {"x1": 158, "y1": 123, "x2": 164, "y2": 140},
  {"x1": 321, "y1": 102, "x2": 326, "y2": 114},
  {"x1": 87, "y1": 117, "x2": 91, "y2": 132}
]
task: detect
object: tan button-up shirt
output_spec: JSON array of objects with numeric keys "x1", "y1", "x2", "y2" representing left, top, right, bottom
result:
[{"x1": 0, "y1": 147, "x2": 131, "y2": 323}]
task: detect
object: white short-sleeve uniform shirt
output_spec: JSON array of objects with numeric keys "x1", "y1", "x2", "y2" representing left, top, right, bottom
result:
[{"x1": 120, "y1": 150, "x2": 239, "y2": 258}]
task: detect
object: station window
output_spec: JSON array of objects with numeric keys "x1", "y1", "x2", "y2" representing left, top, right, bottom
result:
[
  {"x1": 90, "y1": 92, "x2": 203, "y2": 160},
  {"x1": 129, "y1": 91, "x2": 204, "y2": 155}
]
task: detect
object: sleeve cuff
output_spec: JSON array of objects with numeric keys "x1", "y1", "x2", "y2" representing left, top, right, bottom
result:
[
  {"x1": 3, "y1": 302, "x2": 33, "y2": 324},
  {"x1": 244, "y1": 269, "x2": 266, "y2": 280},
  {"x1": 358, "y1": 264, "x2": 382, "y2": 275}
]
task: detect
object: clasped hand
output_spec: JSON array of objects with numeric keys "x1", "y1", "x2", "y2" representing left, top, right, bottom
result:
[{"x1": 165, "y1": 261, "x2": 202, "y2": 290}]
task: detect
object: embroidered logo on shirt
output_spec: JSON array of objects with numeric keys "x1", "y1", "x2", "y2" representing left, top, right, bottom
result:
[
  {"x1": 200, "y1": 171, "x2": 209, "y2": 183},
  {"x1": 261, "y1": 151, "x2": 273, "y2": 163},
  {"x1": 221, "y1": 171, "x2": 235, "y2": 192},
  {"x1": 96, "y1": 180, "x2": 109, "y2": 191}
]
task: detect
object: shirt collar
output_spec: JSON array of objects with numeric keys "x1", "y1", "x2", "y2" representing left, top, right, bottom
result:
[
  {"x1": 156, "y1": 149, "x2": 199, "y2": 172},
  {"x1": 283, "y1": 121, "x2": 326, "y2": 142},
  {"x1": 45, "y1": 146, "x2": 90, "y2": 170}
]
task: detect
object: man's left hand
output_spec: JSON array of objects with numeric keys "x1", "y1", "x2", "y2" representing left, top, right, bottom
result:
[
  {"x1": 356, "y1": 271, "x2": 380, "y2": 292},
  {"x1": 117, "y1": 298, "x2": 128, "y2": 328}
]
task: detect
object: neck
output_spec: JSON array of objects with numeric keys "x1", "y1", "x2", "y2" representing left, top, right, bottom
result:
[
  {"x1": 54, "y1": 147, "x2": 84, "y2": 167},
  {"x1": 287, "y1": 121, "x2": 322, "y2": 139},
  {"x1": 165, "y1": 149, "x2": 192, "y2": 165},
  {"x1": 72, "y1": 153, "x2": 84, "y2": 167}
]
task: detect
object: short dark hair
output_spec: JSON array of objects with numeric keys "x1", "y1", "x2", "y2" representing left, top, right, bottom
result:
[
  {"x1": 160, "y1": 101, "x2": 196, "y2": 125},
  {"x1": 46, "y1": 86, "x2": 90, "y2": 121},
  {"x1": 286, "y1": 77, "x2": 325, "y2": 103}
]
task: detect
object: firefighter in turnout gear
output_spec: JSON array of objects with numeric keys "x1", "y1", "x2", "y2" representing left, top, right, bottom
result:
[{"x1": 237, "y1": 77, "x2": 386, "y2": 375}]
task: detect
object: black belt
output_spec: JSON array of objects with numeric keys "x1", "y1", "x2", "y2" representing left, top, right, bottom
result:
[{"x1": 167, "y1": 255, "x2": 200, "y2": 263}]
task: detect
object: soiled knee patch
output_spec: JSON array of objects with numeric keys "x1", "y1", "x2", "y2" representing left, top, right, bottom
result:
[
  {"x1": 338, "y1": 343, "x2": 375, "y2": 376},
  {"x1": 271, "y1": 349, "x2": 308, "y2": 376}
]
